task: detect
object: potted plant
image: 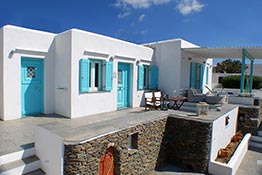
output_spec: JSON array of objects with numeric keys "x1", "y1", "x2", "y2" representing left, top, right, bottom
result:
[{"x1": 218, "y1": 148, "x2": 229, "y2": 157}]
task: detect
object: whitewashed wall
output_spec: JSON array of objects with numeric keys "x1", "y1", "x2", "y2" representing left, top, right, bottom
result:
[
  {"x1": 69, "y1": 29, "x2": 153, "y2": 118},
  {"x1": 180, "y1": 40, "x2": 213, "y2": 94},
  {"x1": 35, "y1": 126, "x2": 64, "y2": 175},
  {"x1": 147, "y1": 40, "x2": 182, "y2": 96},
  {"x1": 1, "y1": 25, "x2": 55, "y2": 120},
  {"x1": 0, "y1": 28, "x2": 3, "y2": 120},
  {"x1": 54, "y1": 31, "x2": 72, "y2": 117},
  {"x1": 210, "y1": 106, "x2": 238, "y2": 161}
]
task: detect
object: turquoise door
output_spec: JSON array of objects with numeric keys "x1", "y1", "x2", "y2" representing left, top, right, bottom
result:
[
  {"x1": 117, "y1": 63, "x2": 130, "y2": 108},
  {"x1": 190, "y1": 62, "x2": 204, "y2": 90},
  {"x1": 21, "y1": 58, "x2": 44, "y2": 116}
]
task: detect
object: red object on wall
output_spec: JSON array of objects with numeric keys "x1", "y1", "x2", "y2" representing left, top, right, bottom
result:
[{"x1": 99, "y1": 146, "x2": 114, "y2": 175}]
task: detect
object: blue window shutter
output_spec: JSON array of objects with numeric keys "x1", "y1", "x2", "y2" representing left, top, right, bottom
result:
[
  {"x1": 138, "y1": 65, "x2": 144, "y2": 90},
  {"x1": 190, "y1": 62, "x2": 196, "y2": 88},
  {"x1": 79, "y1": 59, "x2": 90, "y2": 92},
  {"x1": 206, "y1": 67, "x2": 209, "y2": 84},
  {"x1": 200, "y1": 64, "x2": 204, "y2": 90},
  {"x1": 150, "y1": 65, "x2": 158, "y2": 89},
  {"x1": 105, "y1": 61, "x2": 113, "y2": 91}
]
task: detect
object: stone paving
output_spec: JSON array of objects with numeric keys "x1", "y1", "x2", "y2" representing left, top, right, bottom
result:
[{"x1": 0, "y1": 108, "x2": 151, "y2": 156}]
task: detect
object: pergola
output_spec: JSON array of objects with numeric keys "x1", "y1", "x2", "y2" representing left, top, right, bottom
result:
[{"x1": 182, "y1": 47, "x2": 262, "y2": 93}]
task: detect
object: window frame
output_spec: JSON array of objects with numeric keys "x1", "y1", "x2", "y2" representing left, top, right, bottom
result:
[
  {"x1": 128, "y1": 133, "x2": 138, "y2": 150},
  {"x1": 89, "y1": 59, "x2": 103, "y2": 92},
  {"x1": 143, "y1": 65, "x2": 150, "y2": 89}
]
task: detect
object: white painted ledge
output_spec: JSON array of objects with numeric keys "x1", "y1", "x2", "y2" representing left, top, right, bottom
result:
[{"x1": 209, "y1": 133, "x2": 251, "y2": 175}]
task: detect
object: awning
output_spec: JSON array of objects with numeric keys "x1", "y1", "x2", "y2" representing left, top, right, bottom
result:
[
  {"x1": 182, "y1": 47, "x2": 262, "y2": 59},
  {"x1": 182, "y1": 46, "x2": 262, "y2": 93}
]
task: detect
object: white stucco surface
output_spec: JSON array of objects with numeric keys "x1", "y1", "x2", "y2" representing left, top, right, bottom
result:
[
  {"x1": 0, "y1": 28, "x2": 3, "y2": 120},
  {"x1": 145, "y1": 39, "x2": 213, "y2": 96},
  {"x1": 210, "y1": 106, "x2": 238, "y2": 161},
  {"x1": 69, "y1": 29, "x2": 153, "y2": 118},
  {"x1": 54, "y1": 31, "x2": 72, "y2": 117},
  {"x1": 0, "y1": 25, "x2": 213, "y2": 120},
  {"x1": 35, "y1": 126, "x2": 64, "y2": 175},
  {"x1": 209, "y1": 133, "x2": 251, "y2": 175},
  {"x1": 1, "y1": 25, "x2": 55, "y2": 120},
  {"x1": 0, "y1": 25, "x2": 154, "y2": 120}
]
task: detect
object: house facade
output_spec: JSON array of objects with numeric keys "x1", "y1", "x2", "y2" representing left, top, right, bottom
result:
[
  {"x1": 0, "y1": 25, "x2": 212, "y2": 121},
  {"x1": 144, "y1": 39, "x2": 213, "y2": 96}
]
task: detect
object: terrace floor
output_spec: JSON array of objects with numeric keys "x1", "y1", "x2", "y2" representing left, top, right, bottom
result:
[{"x1": 0, "y1": 107, "x2": 261, "y2": 174}]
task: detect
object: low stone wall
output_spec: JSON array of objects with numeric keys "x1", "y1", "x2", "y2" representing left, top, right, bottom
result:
[
  {"x1": 159, "y1": 116, "x2": 212, "y2": 173},
  {"x1": 64, "y1": 117, "x2": 167, "y2": 175},
  {"x1": 238, "y1": 99, "x2": 262, "y2": 134}
]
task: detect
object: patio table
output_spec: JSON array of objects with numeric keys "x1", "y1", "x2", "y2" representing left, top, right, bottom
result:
[{"x1": 168, "y1": 96, "x2": 187, "y2": 110}]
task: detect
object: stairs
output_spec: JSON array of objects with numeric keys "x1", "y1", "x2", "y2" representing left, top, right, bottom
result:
[
  {"x1": 179, "y1": 102, "x2": 197, "y2": 112},
  {"x1": 248, "y1": 125, "x2": 262, "y2": 153},
  {"x1": 0, "y1": 143, "x2": 45, "y2": 175}
]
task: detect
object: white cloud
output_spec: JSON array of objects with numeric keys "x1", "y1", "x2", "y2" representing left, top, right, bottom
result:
[
  {"x1": 115, "y1": 0, "x2": 171, "y2": 9},
  {"x1": 118, "y1": 11, "x2": 132, "y2": 18},
  {"x1": 176, "y1": 0, "x2": 206, "y2": 15},
  {"x1": 138, "y1": 14, "x2": 146, "y2": 22}
]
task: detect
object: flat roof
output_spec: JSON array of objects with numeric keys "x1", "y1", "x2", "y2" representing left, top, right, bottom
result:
[{"x1": 183, "y1": 47, "x2": 262, "y2": 59}]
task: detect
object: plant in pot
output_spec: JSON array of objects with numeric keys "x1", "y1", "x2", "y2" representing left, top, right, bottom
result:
[{"x1": 218, "y1": 148, "x2": 229, "y2": 157}]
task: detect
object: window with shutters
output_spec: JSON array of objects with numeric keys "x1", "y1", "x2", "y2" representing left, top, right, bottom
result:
[
  {"x1": 138, "y1": 64, "x2": 158, "y2": 90},
  {"x1": 79, "y1": 58, "x2": 113, "y2": 93}
]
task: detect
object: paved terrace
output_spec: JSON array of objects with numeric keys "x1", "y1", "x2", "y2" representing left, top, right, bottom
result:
[{"x1": 0, "y1": 106, "x2": 262, "y2": 174}]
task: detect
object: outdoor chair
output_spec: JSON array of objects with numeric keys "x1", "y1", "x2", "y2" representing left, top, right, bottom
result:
[{"x1": 145, "y1": 91, "x2": 162, "y2": 111}]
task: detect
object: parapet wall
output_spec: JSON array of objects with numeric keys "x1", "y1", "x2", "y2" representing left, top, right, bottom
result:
[
  {"x1": 64, "y1": 117, "x2": 167, "y2": 175},
  {"x1": 162, "y1": 116, "x2": 212, "y2": 173}
]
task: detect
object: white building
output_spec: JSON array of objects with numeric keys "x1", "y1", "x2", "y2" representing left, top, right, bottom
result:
[
  {"x1": 0, "y1": 25, "x2": 212, "y2": 121},
  {"x1": 144, "y1": 39, "x2": 213, "y2": 96}
]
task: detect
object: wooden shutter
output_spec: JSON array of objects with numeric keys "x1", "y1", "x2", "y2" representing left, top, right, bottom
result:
[
  {"x1": 190, "y1": 62, "x2": 196, "y2": 88},
  {"x1": 138, "y1": 65, "x2": 144, "y2": 90},
  {"x1": 79, "y1": 59, "x2": 90, "y2": 92},
  {"x1": 105, "y1": 61, "x2": 113, "y2": 91},
  {"x1": 150, "y1": 65, "x2": 158, "y2": 89}
]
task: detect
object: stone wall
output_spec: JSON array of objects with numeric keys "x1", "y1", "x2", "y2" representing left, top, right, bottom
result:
[
  {"x1": 64, "y1": 117, "x2": 167, "y2": 175},
  {"x1": 238, "y1": 99, "x2": 262, "y2": 134},
  {"x1": 158, "y1": 116, "x2": 212, "y2": 173}
]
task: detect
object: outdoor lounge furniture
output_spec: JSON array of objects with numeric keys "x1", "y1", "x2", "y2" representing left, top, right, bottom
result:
[
  {"x1": 145, "y1": 91, "x2": 162, "y2": 111},
  {"x1": 187, "y1": 88, "x2": 207, "y2": 102},
  {"x1": 206, "y1": 95, "x2": 225, "y2": 104}
]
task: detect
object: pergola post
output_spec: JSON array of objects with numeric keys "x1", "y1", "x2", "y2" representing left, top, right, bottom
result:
[
  {"x1": 240, "y1": 49, "x2": 246, "y2": 93},
  {"x1": 249, "y1": 60, "x2": 254, "y2": 93},
  {"x1": 241, "y1": 49, "x2": 255, "y2": 93}
]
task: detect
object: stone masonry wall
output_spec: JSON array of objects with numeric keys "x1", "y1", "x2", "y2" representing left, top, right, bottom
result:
[
  {"x1": 238, "y1": 99, "x2": 262, "y2": 134},
  {"x1": 64, "y1": 117, "x2": 167, "y2": 175},
  {"x1": 159, "y1": 116, "x2": 212, "y2": 173}
]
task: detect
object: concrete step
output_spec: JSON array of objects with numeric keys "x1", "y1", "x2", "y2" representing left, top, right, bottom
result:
[
  {"x1": 23, "y1": 168, "x2": 45, "y2": 175},
  {"x1": 0, "y1": 155, "x2": 41, "y2": 175},
  {"x1": 250, "y1": 136, "x2": 262, "y2": 144},
  {"x1": 179, "y1": 105, "x2": 196, "y2": 112},
  {"x1": 258, "y1": 131, "x2": 262, "y2": 137},
  {"x1": 249, "y1": 135, "x2": 262, "y2": 152},
  {"x1": 0, "y1": 143, "x2": 35, "y2": 166},
  {"x1": 258, "y1": 124, "x2": 262, "y2": 136}
]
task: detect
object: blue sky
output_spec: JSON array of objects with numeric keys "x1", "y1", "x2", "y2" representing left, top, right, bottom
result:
[{"x1": 1, "y1": 0, "x2": 262, "y2": 64}]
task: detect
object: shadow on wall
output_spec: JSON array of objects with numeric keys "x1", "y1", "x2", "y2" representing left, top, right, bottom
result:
[
  {"x1": 113, "y1": 147, "x2": 120, "y2": 175},
  {"x1": 155, "y1": 117, "x2": 212, "y2": 174}
]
